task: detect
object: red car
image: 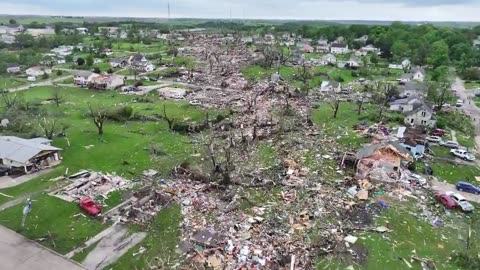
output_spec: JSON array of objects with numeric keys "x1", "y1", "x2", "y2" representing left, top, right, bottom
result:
[
  {"x1": 431, "y1": 129, "x2": 446, "y2": 137},
  {"x1": 435, "y1": 194, "x2": 457, "y2": 209},
  {"x1": 79, "y1": 197, "x2": 102, "y2": 216}
]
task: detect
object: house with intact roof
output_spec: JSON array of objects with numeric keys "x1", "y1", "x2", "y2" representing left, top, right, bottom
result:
[{"x1": 0, "y1": 136, "x2": 61, "y2": 173}]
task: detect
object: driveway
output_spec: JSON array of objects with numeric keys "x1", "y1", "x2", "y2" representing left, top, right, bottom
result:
[
  {"x1": 0, "y1": 169, "x2": 54, "y2": 189},
  {"x1": 431, "y1": 178, "x2": 480, "y2": 204},
  {"x1": 0, "y1": 225, "x2": 85, "y2": 270},
  {"x1": 8, "y1": 75, "x2": 73, "y2": 93}
]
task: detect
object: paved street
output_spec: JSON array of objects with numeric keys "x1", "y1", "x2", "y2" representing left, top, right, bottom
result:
[
  {"x1": 8, "y1": 75, "x2": 73, "y2": 93},
  {"x1": 431, "y1": 178, "x2": 480, "y2": 204},
  {"x1": 0, "y1": 225, "x2": 85, "y2": 270},
  {"x1": 453, "y1": 78, "x2": 480, "y2": 151}
]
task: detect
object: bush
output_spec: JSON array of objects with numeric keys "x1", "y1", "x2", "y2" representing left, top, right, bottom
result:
[
  {"x1": 452, "y1": 252, "x2": 480, "y2": 270},
  {"x1": 56, "y1": 70, "x2": 63, "y2": 76},
  {"x1": 134, "y1": 81, "x2": 144, "y2": 87},
  {"x1": 106, "y1": 106, "x2": 133, "y2": 122},
  {"x1": 42, "y1": 73, "x2": 49, "y2": 80}
]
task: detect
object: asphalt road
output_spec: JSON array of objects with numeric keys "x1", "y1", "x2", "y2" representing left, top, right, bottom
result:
[
  {"x1": 453, "y1": 78, "x2": 480, "y2": 152},
  {"x1": 0, "y1": 225, "x2": 85, "y2": 270}
]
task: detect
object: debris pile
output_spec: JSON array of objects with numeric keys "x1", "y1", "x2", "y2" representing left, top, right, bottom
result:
[{"x1": 49, "y1": 171, "x2": 129, "y2": 202}]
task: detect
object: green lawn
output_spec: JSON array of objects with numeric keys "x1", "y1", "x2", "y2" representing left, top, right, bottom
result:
[
  {"x1": 109, "y1": 41, "x2": 167, "y2": 54},
  {"x1": 0, "y1": 86, "x2": 218, "y2": 206},
  {"x1": 106, "y1": 204, "x2": 181, "y2": 270},
  {"x1": 464, "y1": 81, "x2": 480, "y2": 90},
  {"x1": 0, "y1": 76, "x2": 28, "y2": 89},
  {"x1": 0, "y1": 194, "x2": 107, "y2": 254},
  {"x1": 427, "y1": 161, "x2": 480, "y2": 184},
  {"x1": 317, "y1": 199, "x2": 480, "y2": 270},
  {"x1": 0, "y1": 168, "x2": 64, "y2": 205},
  {"x1": 126, "y1": 79, "x2": 159, "y2": 86}
]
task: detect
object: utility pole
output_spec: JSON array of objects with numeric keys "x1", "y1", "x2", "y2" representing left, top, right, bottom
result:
[{"x1": 168, "y1": 1, "x2": 171, "y2": 21}]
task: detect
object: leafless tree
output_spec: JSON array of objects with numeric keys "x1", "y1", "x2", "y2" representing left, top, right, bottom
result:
[
  {"x1": 277, "y1": 45, "x2": 292, "y2": 65},
  {"x1": 88, "y1": 104, "x2": 108, "y2": 135},
  {"x1": 52, "y1": 87, "x2": 62, "y2": 107},
  {"x1": 163, "y1": 104, "x2": 175, "y2": 130},
  {"x1": 371, "y1": 82, "x2": 392, "y2": 120},
  {"x1": 246, "y1": 92, "x2": 259, "y2": 114},
  {"x1": 206, "y1": 134, "x2": 234, "y2": 186},
  {"x1": 38, "y1": 117, "x2": 57, "y2": 140},
  {"x1": 297, "y1": 61, "x2": 313, "y2": 96},
  {"x1": 260, "y1": 45, "x2": 277, "y2": 69},
  {"x1": 327, "y1": 90, "x2": 341, "y2": 119}
]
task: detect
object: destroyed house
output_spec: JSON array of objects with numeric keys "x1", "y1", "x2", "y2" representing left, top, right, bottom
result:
[
  {"x1": 356, "y1": 142, "x2": 413, "y2": 182},
  {"x1": 0, "y1": 136, "x2": 61, "y2": 173}
]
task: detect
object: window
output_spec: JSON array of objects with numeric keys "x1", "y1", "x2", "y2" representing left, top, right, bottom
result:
[
  {"x1": 421, "y1": 111, "x2": 426, "y2": 117},
  {"x1": 410, "y1": 118, "x2": 414, "y2": 124},
  {"x1": 421, "y1": 120, "x2": 426, "y2": 125}
]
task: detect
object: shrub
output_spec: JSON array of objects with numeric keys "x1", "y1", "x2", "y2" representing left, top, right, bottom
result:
[
  {"x1": 56, "y1": 70, "x2": 63, "y2": 76},
  {"x1": 106, "y1": 106, "x2": 133, "y2": 122}
]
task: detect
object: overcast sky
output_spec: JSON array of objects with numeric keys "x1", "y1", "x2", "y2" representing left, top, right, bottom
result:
[{"x1": 0, "y1": 0, "x2": 479, "y2": 21}]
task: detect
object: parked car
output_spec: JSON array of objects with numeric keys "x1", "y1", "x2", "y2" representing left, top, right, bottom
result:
[
  {"x1": 79, "y1": 197, "x2": 102, "y2": 216},
  {"x1": 456, "y1": 99, "x2": 464, "y2": 107},
  {"x1": 435, "y1": 193, "x2": 457, "y2": 209},
  {"x1": 426, "y1": 136, "x2": 442, "y2": 143},
  {"x1": 450, "y1": 149, "x2": 475, "y2": 161},
  {"x1": 440, "y1": 141, "x2": 459, "y2": 149},
  {"x1": 189, "y1": 100, "x2": 202, "y2": 106},
  {"x1": 456, "y1": 181, "x2": 480, "y2": 195},
  {"x1": 431, "y1": 129, "x2": 446, "y2": 137},
  {"x1": 408, "y1": 173, "x2": 427, "y2": 185},
  {"x1": 148, "y1": 77, "x2": 158, "y2": 81},
  {"x1": 446, "y1": 192, "x2": 474, "y2": 212}
]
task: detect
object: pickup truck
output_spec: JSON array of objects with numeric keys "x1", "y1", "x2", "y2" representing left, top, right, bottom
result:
[{"x1": 450, "y1": 149, "x2": 475, "y2": 161}]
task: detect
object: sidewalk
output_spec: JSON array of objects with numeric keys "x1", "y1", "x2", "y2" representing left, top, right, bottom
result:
[{"x1": 0, "y1": 225, "x2": 85, "y2": 270}]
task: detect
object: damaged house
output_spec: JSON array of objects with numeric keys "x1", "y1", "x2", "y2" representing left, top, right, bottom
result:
[
  {"x1": 88, "y1": 74, "x2": 125, "y2": 90},
  {"x1": 356, "y1": 142, "x2": 413, "y2": 183},
  {"x1": 404, "y1": 103, "x2": 436, "y2": 128},
  {"x1": 0, "y1": 136, "x2": 61, "y2": 173}
]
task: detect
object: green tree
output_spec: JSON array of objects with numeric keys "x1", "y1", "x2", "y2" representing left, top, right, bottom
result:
[
  {"x1": 76, "y1": 57, "x2": 85, "y2": 66},
  {"x1": 428, "y1": 40, "x2": 450, "y2": 69},
  {"x1": 427, "y1": 79, "x2": 453, "y2": 111},
  {"x1": 86, "y1": 55, "x2": 94, "y2": 67},
  {"x1": 391, "y1": 41, "x2": 410, "y2": 61}
]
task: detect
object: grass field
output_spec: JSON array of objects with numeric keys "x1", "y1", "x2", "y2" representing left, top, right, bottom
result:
[
  {"x1": 0, "y1": 194, "x2": 107, "y2": 254},
  {"x1": 0, "y1": 76, "x2": 28, "y2": 89},
  {"x1": 106, "y1": 204, "x2": 181, "y2": 269},
  {"x1": 0, "y1": 85, "x2": 220, "y2": 261}
]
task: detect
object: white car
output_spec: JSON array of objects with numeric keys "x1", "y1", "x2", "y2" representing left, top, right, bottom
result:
[
  {"x1": 426, "y1": 136, "x2": 442, "y2": 143},
  {"x1": 450, "y1": 149, "x2": 476, "y2": 161},
  {"x1": 189, "y1": 100, "x2": 202, "y2": 106},
  {"x1": 408, "y1": 173, "x2": 427, "y2": 185},
  {"x1": 456, "y1": 99, "x2": 464, "y2": 107},
  {"x1": 441, "y1": 141, "x2": 459, "y2": 149},
  {"x1": 446, "y1": 192, "x2": 474, "y2": 212}
]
